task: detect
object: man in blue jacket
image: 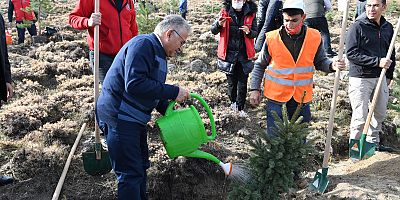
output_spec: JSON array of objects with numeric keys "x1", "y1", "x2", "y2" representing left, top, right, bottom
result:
[
  {"x1": 96, "y1": 15, "x2": 191, "y2": 199},
  {"x1": 346, "y1": 0, "x2": 395, "y2": 152}
]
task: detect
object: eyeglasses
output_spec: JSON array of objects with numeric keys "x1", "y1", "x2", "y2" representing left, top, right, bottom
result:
[{"x1": 173, "y1": 29, "x2": 186, "y2": 46}]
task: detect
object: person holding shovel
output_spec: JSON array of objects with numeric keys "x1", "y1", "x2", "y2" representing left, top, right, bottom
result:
[
  {"x1": 346, "y1": 0, "x2": 396, "y2": 152},
  {"x1": 96, "y1": 15, "x2": 191, "y2": 199},
  {"x1": 249, "y1": 0, "x2": 346, "y2": 136},
  {"x1": 69, "y1": 0, "x2": 138, "y2": 84},
  {"x1": 1, "y1": 13, "x2": 14, "y2": 187}
]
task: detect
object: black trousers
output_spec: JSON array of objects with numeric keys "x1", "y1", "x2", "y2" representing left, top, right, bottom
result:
[
  {"x1": 226, "y1": 62, "x2": 248, "y2": 111},
  {"x1": 16, "y1": 21, "x2": 37, "y2": 44}
]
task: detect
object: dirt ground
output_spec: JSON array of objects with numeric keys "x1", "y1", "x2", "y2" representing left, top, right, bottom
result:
[{"x1": 0, "y1": 0, "x2": 400, "y2": 199}]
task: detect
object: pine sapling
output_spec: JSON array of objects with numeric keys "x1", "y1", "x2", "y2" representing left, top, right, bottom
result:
[{"x1": 229, "y1": 93, "x2": 314, "y2": 200}]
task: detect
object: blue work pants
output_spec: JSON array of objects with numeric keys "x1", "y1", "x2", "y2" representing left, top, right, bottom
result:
[{"x1": 106, "y1": 120, "x2": 149, "y2": 200}]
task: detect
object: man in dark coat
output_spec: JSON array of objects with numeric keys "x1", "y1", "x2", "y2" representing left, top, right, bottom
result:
[{"x1": 0, "y1": 13, "x2": 14, "y2": 186}]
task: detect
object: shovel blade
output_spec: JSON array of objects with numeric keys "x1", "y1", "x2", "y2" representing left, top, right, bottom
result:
[
  {"x1": 349, "y1": 134, "x2": 376, "y2": 161},
  {"x1": 309, "y1": 168, "x2": 329, "y2": 193},
  {"x1": 82, "y1": 149, "x2": 112, "y2": 176},
  {"x1": 361, "y1": 141, "x2": 376, "y2": 159}
]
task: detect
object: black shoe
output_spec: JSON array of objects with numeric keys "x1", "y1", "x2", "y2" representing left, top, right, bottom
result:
[
  {"x1": 375, "y1": 144, "x2": 395, "y2": 152},
  {"x1": 0, "y1": 175, "x2": 13, "y2": 186}
]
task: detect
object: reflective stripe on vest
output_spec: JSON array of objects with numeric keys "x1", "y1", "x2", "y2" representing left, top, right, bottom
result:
[
  {"x1": 263, "y1": 27, "x2": 321, "y2": 103},
  {"x1": 263, "y1": 73, "x2": 314, "y2": 86}
]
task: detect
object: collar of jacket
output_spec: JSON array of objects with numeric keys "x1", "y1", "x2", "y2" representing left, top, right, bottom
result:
[
  {"x1": 227, "y1": 1, "x2": 257, "y2": 16},
  {"x1": 356, "y1": 12, "x2": 388, "y2": 28}
]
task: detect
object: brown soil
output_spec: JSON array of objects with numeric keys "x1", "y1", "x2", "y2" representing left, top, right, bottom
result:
[{"x1": 0, "y1": 0, "x2": 400, "y2": 199}]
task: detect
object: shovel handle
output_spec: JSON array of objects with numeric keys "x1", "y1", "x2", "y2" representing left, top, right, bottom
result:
[
  {"x1": 361, "y1": 16, "x2": 400, "y2": 137},
  {"x1": 93, "y1": 0, "x2": 101, "y2": 160},
  {"x1": 166, "y1": 93, "x2": 217, "y2": 140},
  {"x1": 52, "y1": 123, "x2": 87, "y2": 200},
  {"x1": 322, "y1": 0, "x2": 349, "y2": 168}
]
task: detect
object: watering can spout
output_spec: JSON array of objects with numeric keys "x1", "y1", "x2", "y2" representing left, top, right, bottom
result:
[
  {"x1": 186, "y1": 150, "x2": 232, "y2": 176},
  {"x1": 186, "y1": 150, "x2": 221, "y2": 164}
]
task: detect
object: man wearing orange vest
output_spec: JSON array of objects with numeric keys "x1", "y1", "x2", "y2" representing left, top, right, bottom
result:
[
  {"x1": 7, "y1": 0, "x2": 37, "y2": 44},
  {"x1": 249, "y1": 0, "x2": 345, "y2": 136}
]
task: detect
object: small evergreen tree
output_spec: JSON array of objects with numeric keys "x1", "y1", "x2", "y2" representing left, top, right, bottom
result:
[
  {"x1": 136, "y1": 1, "x2": 161, "y2": 34},
  {"x1": 229, "y1": 100, "x2": 314, "y2": 200}
]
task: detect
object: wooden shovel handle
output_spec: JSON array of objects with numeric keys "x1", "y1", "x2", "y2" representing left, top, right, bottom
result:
[
  {"x1": 52, "y1": 123, "x2": 87, "y2": 200},
  {"x1": 362, "y1": 16, "x2": 400, "y2": 136},
  {"x1": 94, "y1": 0, "x2": 101, "y2": 160},
  {"x1": 322, "y1": 0, "x2": 349, "y2": 168}
]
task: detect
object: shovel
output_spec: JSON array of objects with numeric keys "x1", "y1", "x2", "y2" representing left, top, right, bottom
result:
[
  {"x1": 310, "y1": 0, "x2": 349, "y2": 193},
  {"x1": 349, "y1": 16, "x2": 400, "y2": 161},
  {"x1": 82, "y1": 0, "x2": 111, "y2": 176}
]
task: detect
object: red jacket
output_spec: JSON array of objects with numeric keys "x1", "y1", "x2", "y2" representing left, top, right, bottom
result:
[
  {"x1": 10, "y1": 0, "x2": 35, "y2": 21},
  {"x1": 217, "y1": 9, "x2": 256, "y2": 60},
  {"x1": 69, "y1": 0, "x2": 138, "y2": 56}
]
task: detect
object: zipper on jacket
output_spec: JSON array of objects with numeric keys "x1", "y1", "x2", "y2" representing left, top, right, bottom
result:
[
  {"x1": 118, "y1": 12, "x2": 123, "y2": 47},
  {"x1": 110, "y1": 0, "x2": 127, "y2": 47}
]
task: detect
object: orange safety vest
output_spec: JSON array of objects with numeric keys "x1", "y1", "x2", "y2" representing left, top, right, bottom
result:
[
  {"x1": 263, "y1": 28, "x2": 321, "y2": 103},
  {"x1": 11, "y1": 0, "x2": 35, "y2": 21},
  {"x1": 217, "y1": 9, "x2": 256, "y2": 60}
]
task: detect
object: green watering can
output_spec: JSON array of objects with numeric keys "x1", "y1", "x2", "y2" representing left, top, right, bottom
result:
[{"x1": 156, "y1": 93, "x2": 232, "y2": 176}]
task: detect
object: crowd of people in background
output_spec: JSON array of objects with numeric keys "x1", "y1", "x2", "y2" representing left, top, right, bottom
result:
[{"x1": 1, "y1": 0, "x2": 397, "y2": 199}]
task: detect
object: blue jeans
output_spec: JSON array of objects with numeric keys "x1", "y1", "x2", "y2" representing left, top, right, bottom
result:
[
  {"x1": 106, "y1": 120, "x2": 149, "y2": 200},
  {"x1": 266, "y1": 98, "x2": 311, "y2": 137},
  {"x1": 89, "y1": 50, "x2": 115, "y2": 84},
  {"x1": 304, "y1": 17, "x2": 333, "y2": 53},
  {"x1": 16, "y1": 21, "x2": 37, "y2": 44}
]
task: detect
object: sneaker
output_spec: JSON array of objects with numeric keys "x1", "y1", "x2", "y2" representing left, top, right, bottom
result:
[
  {"x1": 230, "y1": 102, "x2": 238, "y2": 112},
  {"x1": 238, "y1": 110, "x2": 248, "y2": 118}
]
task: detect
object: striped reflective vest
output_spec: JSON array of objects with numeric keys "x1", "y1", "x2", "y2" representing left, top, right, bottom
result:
[
  {"x1": 217, "y1": 9, "x2": 256, "y2": 60},
  {"x1": 263, "y1": 28, "x2": 321, "y2": 103},
  {"x1": 11, "y1": 0, "x2": 35, "y2": 21}
]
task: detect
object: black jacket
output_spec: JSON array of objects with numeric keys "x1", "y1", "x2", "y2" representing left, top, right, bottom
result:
[
  {"x1": 254, "y1": 0, "x2": 283, "y2": 52},
  {"x1": 211, "y1": 1, "x2": 258, "y2": 64},
  {"x1": 0, "y1": 14, "x2": 12, "y2": 105},
  {"x1": 346, "y1": 13, "x2": 396, "y2": 79}
]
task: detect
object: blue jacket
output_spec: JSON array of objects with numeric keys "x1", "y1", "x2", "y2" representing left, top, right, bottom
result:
[{"x1": 97, "y1": 33, "x2": 179, "y2": 127}]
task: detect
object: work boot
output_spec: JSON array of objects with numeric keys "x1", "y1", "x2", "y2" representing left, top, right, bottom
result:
[
  {"x1": 0, "y1": 175, "x2": 14, "y2": 186},
  {"x1": 375, "y1": 144, "x2": 395, "y2": 152}
]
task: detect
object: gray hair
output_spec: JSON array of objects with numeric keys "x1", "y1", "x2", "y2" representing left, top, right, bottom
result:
[{"x1": 154, "y1": 14, "x2": 191, "y2": 35}]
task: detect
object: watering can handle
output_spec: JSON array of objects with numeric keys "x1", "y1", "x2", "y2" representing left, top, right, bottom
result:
[{"x1": 165, "y1": 93, "x2": 217, "y2": 140}]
